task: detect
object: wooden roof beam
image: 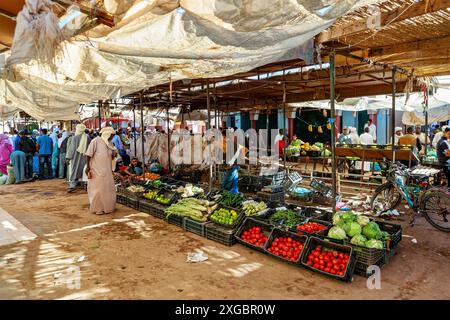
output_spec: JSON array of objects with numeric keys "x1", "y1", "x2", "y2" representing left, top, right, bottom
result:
[
  {"x1": 369, "y1": 36, "x2": 450, "y2": 57},
  {"x1": 318, "y1": 0, "x2": 450, "y2": 43}
]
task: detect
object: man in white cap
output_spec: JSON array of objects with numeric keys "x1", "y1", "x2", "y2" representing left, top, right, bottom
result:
[
  {"x1": 66, "y1": 124, "x2": 90, "y2": 193},
  {"x1": 394, "y1": 127, "x2": 403, "y2": 145},
  {"x1": 85, "y1": 127, "x2": 117, "y2": 215}
]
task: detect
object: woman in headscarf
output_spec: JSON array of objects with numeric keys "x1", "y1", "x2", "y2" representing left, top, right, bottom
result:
[
  {"x1": 84, "y1": 127, "x2": 117, "y2": 215},
  {"x1": 0, "y1": 134, "x2": 13, "y2": 175}
]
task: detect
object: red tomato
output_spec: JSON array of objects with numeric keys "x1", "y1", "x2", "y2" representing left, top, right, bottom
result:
[
  {"x1": 330, "y1": 269, "x2": 337, "y2": 274},
  {"x1": 313, "y1": 263, "x2": 320, "y2": 269}
]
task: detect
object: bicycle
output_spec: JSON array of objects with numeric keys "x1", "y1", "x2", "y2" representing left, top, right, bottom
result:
[{"x1": 370, "y1": 161, "x2": 450, "y2": 232}]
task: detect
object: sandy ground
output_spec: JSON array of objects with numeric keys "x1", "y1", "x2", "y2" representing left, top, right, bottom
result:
[{"x1": 0, "y1": 179, "x2": 449, "y2": 300}]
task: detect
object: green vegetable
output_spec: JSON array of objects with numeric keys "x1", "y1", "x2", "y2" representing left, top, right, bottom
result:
[
  {"x1": 269, "y1": 209, "x2": 303, "y2": 227},
  {"x1": 365, "y1": 239, "x2": 384, "y2": 249},
  {"x1": 344, "y1": 221, "x2": 362, "y2": 237},
  {"x1": 332, "y1": 212, "x2": 343, "y2": 226},
  {"x1": 356, "y1": 215, "x2": 370, "y2": 227},
  {"x1": 217, "y1": 191, "x2": 245, "y2": 208},
  {"x1": 328, "y1": 226, "x2": 347, "y2": 240},
  {"x1": 362, "y1": 221, "x2": 383, "y2": 240},
  {"x1": 350, "y1": 234, "x2": 367, "y2": 246},
  {"x1": 341, "y1": 212, "x2": 357, "y2": 224}
]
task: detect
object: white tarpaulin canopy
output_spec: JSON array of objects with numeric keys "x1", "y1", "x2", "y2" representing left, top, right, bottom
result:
[{"x1": 0, "y1": 0, "x2": 379, "y2": 121}]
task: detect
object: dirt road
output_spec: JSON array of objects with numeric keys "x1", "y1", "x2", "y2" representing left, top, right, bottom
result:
[{"x1": 0, "y1": 179, "x2": 449, "y2": 300}]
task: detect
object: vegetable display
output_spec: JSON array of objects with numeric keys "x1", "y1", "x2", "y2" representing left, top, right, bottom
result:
[
  {"x1": 329, "y1": 212, "x2": 388, "y2": 249},
  {"x1": 306, "y1": 245, "x2": 349, "y2": 276},
  {"x1": 295, "y1": 222, "x2": 328, "y2": 234},
  {"x1": 137, "y1": 173, "x2": 160, "y2": 181},
  {"x1": 165, "y1": 198, "x2": 217, "y2": 222},
  {"x1": 155, "y1": 193, "x2": 173, "y2": 205},
  {"x1": 126, "y1": 185, "x2": 145, "y2": 193},
  {"x1": 241, "y1": 227, "x2": 268, "y2": 247},
  {"x1": 175, "y1": 184, "x2": 204, "y2": 198},
  {"x1": 210, "y1": 208, "x2": 239, "y2": 226},
  {"x1": 143, "y1": 190, "x2": 158, "y2": 200},
  {"x1": 242, "y1": 200, "x2": 267, "y2": 216},
  {"x1": 269, "y1": 209, "x2": 303, "y2": 227},
  {"x1": 217, "y1": 192, "x2": 245, "y2": 208},
  {"x1": 267, "y1": 236, "x2": 304, "y2": 262}
]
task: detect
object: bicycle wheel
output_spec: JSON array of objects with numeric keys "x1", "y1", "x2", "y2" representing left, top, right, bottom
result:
[
  {"x1": 420, "y1": 189, "x2": 450, "y2": 232},
  {"x1": 370, "y1": 183, "x2": 402, "y2": 214}
]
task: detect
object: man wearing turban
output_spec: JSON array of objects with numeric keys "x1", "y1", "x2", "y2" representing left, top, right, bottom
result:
[{"x1": 66, "y1": 124, "x2": 90, "y2": 192}]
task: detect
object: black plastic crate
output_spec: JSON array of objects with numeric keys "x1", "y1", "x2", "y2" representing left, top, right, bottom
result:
[
  {"x1": 376, "y1": 220, "x2": 402, "y2": 252},
  {"x1": 300, "y1": 237, "x2": 357, "y2": 282},
  {"x1": 116, "y1": 193, "x2": 127, "y2": 205},
  {"x1": 298, "y1": 206, "x2": 331, "y2": 221},
  {"x1": 150, "y1": 203, "x2": 167, "y2": 220},
  {"x1": 289, "y1": 218, "x2": 332, "y2": 237},
  {"x1": 138, "y1": 198, "x2": 154, "y2": 214},
  {"x1": 116, "y1": 185, "x2": 127, "y2": 196},
  {"x1": 183, "y1": 219, "x2": 209, "y2": 237},
  {"x1": 264, "y1": 228, "x2": 308, "y2": 266},
  {"x1": 354, "y1": 254, "x2": 385, "y2": 277},
  {"x1": 155, "y1": 189, "x2": 178, "y2": 206},
  {"x1": 123, "y1": 187, "x2": 144, "y2": 200},
  {"x1": 126, "y1": 197, "x2": 139, "y2": 210},
  {"x1": 256, "y1": 191, "x2": 285, "y2": 204},
  {"x1": 348, "y1": 243, "x2": 386, "y2": 276},
  {"x1": 167, "y1": 214, "x2": 184, "y2": 228},
  {"x1": 209, "y1": 206, "x2": 245, "y2": 229},
  {"x1": 235, "y1": 217, "x2": 273, "y2": 253},
  {"x1": 205, "y1": 223, "x2": 237, "y2": 246}
]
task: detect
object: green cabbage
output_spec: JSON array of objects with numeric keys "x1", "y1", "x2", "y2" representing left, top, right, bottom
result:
[
  {"x1": 342, "y1": 212, "x2": 357, "y2": 224},
  {"x1": 362, "y1": 222, "x2": 383, "y2": 240},
  {"x1": 365, "y1": 239, "x2": 384, "y2": 249},
  {"x1": 328, "y1": 226, "x2": 347, "y2": 240},
  {"x1": 350, "y1": 234, "x2": 367, "y2": 246},
  {"x1": 332, "y1": 213, "x2": 343, "y2": 226},
  {"x1": 344, "y1": 222, "x2": 362, "y2": 237},
  {"x1": 356, "y1": 215, "x2": 370, "y2": 228}
]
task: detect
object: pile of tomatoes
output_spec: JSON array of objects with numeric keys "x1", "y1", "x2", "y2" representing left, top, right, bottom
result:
[
  {"x1": 306, "y1": 245, "x2": 350, "y2": 276},
  {"x1": 295, "y1": 222, "x2": 328, "y2": 234},
  {"x1": 241, "y1": 226, "x2": 268, "y2": 247},
  {"x1": 267, "y1": 237, "x2": 304, "y2": 262}
]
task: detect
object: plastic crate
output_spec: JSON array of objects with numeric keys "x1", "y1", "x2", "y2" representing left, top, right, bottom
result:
[
  {"x1": 310, "y1": 179, "x2": 332, "y2": 197},
  {"x1": 150, "y1": 203, "x2": 167, "y2": 220},
  {"x1": 126, "y1": 197, "x2": 139, "y2": 210},
  {"x1": 235, "y1": 217, "x2": 274, "y2": 253},
  {"x1": 264, "y1": 228, "x2": 308, "y2": 266},
  {"x1": 300, "y1": 237, "x2": 357, "y2": 282},
  {"x1": 123, "y1": 187, "x2": 144, "y2": 200},
  {"x1": 183, "y1": 219, "x2": 209, "y2": 237},
  {"x1": 256, "y1": 191, "x2": 285, "y2": 204},
  {"x1": 209, "y1": 206, "x2": 245, "y2": 229},
  {"x1": 138, "y1": 198, "x2": 154, "y2": 214},
  {"x1": 289, "y1": 218, "x2": 332, "y2": 237},
  {"x1": 116, "y1": 193, "x2": 127, "y2": 205},
  {"x1": 155, "y1": 189, "x2": 178, "y2": 206},
  {"x1": 348, "y1": 243, "x2": 386, "y2": 277},
  {"x1": 298, "y1": 206, "x2": 331, "y2": 221},
  {"x1": 354, "y1": 254, "x2": 385, "y2": 277},
  {"x1": 376, "y1": 220, "x2": 402, "y2": 252},
  {"x1": 167, "y1": 214, "x2": 184, "y2": 228},
  {"x1": 205, "y1": 223, "x2": 237, "y2": 246},
  {"x1": 116, "y1": 185, "x2": 127, "y2": 196}
]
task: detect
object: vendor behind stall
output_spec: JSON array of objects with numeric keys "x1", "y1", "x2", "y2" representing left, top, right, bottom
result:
[
  {"x1": 124, "y1": 157, "x2": 144, "y2": 176},
  {"x1": 289, "y1": 134, "x2": 303, "y2": 147},
  {"x1": 222, "y1": 142, "x2": 248, "y2": 194}
]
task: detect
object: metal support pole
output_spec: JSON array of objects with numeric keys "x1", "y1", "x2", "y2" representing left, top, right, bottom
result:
[
  {"x1": 133, "y1": 105, "x2": 137, "y2": 157},
  {"x1": 140, "y1": 92, "x2": 145, "y2": 171},
  {"x1": 206, "y1": 79, "x2": 212, "y2": 192},
  {"x1": 98, "y1": 100, "x2": 102, "y2": 130},
  {"x1": 283, "y1": 82, "x2": 287, "y2": 170},
  {"x1": 424, "y1": 87, "x2": 429, "y2": 156},
  {"x1": 391, "y1": 67, "x2": 396, "y2": 162},
  {"x1": 329, "y1": 51, "x2": 337, "y2": 214}
]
